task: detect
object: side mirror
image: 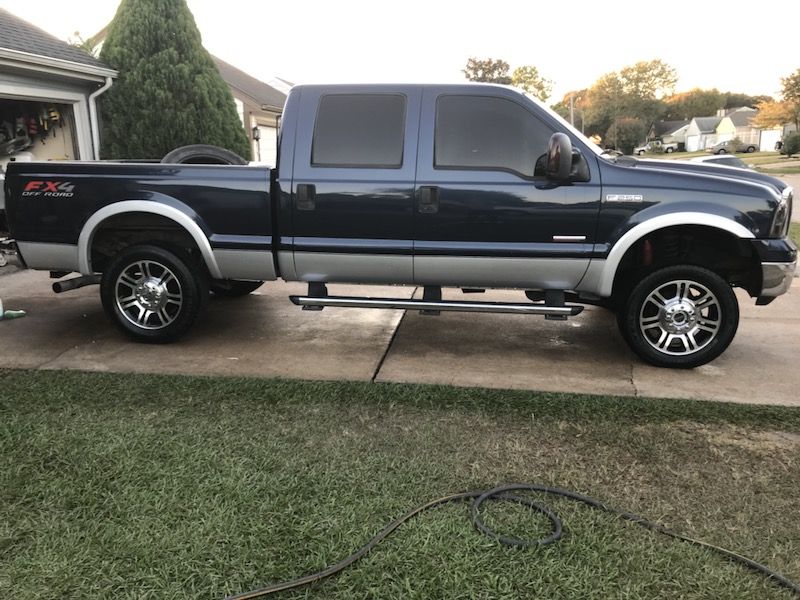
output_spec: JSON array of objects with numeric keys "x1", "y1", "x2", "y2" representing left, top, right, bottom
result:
[{"x1": 546, "y1": 133, "x2": 573, "y2": 181}]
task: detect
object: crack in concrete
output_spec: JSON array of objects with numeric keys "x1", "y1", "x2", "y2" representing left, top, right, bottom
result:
[
  {"x1": 630, "y1": 362, "x2": 640, "y2": 397},
  {"x1": 371, "y1": 287, "x2": 417, "y2": 383}
]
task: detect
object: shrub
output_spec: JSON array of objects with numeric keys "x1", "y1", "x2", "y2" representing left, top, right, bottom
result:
[
  {"x1": 99, "y1": 0, "x2": 250, "y2": 160},
  {"x1": 780, "y1": 132, "x2": 800, "y2": 157}
]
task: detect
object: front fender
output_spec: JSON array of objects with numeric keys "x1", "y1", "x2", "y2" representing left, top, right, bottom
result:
[{"x1": 591, "y1": 211, "x2": 755, "y2": 297}]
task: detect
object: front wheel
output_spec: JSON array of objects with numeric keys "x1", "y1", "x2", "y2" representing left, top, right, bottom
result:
[
  {"x1": 101, "y1": 245, "x2": 206, "y2": 343},
  {"x1": 618, "y1": 266, "x2": 739, "y2": 368}
]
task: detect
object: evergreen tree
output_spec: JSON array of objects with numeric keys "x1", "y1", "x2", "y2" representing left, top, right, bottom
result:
[{"x1": 99, "y1": 0, "x2": 250, "y2": 159}]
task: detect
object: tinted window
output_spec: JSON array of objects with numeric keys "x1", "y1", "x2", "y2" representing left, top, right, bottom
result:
[
  {"x1": 312, "y1": 94, "x2": 405, "y2": 168},
  {"x1": 435, "y1": 95, "x2": 553, "y2": 177}
]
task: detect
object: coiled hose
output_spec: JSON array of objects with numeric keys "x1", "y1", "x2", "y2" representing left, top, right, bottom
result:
[{"x1": 225, "y1": 483, "x2": 800, "y2": 599}]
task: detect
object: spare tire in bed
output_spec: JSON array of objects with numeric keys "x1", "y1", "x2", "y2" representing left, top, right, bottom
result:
[{"x1": 161, "y1": 144, "x2": 247, "y2": 165}]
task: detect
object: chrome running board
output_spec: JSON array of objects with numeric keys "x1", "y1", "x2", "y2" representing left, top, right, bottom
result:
[{"x1": 289, "y1": 295, "x2": 583, "y2": 316}]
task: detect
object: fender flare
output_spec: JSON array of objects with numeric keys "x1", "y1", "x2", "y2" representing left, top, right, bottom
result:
[
  {"x1": 77, "y1": 200, "x2": 222, "y2": 278},
  {"x1": 595, "y1": 212, "x2": 755, "y2": 297}
]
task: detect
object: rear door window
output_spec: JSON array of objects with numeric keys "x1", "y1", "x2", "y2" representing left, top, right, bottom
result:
[{"x1": 312, "y1": 94, "x2": 406, "y2": 168}]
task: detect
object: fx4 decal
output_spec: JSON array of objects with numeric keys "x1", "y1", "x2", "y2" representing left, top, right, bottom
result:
[{"x1": 21, "y1": 181, "x2": 76, "y2": 198}]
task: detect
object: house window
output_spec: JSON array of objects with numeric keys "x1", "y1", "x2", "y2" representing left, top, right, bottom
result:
[
  {"x1": 435, "y1": 95, "x2": 553, "y2": 178},
  {"x1": 312, "y1": 94, "x2": 405, "y2": 168}
]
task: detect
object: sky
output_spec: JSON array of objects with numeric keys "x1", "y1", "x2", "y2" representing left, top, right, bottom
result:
[{"x1": 2, "y1": 0, "x2": 798, "y2": 102}]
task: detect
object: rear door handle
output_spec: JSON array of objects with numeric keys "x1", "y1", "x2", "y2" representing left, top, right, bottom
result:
[
  {"x1": 296, "y1": 184, "x2": 316, "y2": 211},
  {"x1": 418, "y1": 186, "x2": 439, "y2": 214}
]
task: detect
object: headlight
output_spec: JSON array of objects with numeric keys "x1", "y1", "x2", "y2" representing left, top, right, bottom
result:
[{"x1": 771, "y1": 187, "x2": 793, "y2": 238}]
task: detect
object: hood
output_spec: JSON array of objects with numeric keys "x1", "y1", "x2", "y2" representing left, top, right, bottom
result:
[{"x1": 633, "y1": 158, "x2": 788, "y2": 196}]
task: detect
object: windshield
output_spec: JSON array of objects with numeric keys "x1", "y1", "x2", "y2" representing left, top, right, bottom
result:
[{"x1": 522, "y1": 91, "x2": 605, "y2": 158}]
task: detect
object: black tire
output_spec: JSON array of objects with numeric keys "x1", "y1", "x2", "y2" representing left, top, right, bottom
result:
[
  {"x1": 161, "y1": 144, "x2": 247, "y2": 165},
  {"x1": 618, "y1": 265, "x2": 739, "y2": 368},
  {"x1": 746, "y1": 145, "x2": 756, "y2": 153},
  {"x1": 209, "y1": 280, "x2": 264, "y2": 297},
  {"x1": 665, "y1": 147, "x2": 674, "y2": 153},
  {"x1": 637, "y1": 150, "x2": 645, "y2": 156},
  {"x1": 717, "y1": 149, "x2": 727, "y2": 154},
  {"x1": 101, "y1": 244, "x2": 207, "y2": 343}
]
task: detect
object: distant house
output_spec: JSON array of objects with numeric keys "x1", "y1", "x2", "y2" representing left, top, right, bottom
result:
[
  {"x1": 0, "y1": 8, "x2": 117, "y2": 162},
  {"x1": 212, "y1": 57, "x2": 286, "y2": 165},
  {"x1": 647, "y1": 119, "x2": 690, "y2": 149},
  {"x1": 715, "y1": 107, "x2": 758, "y2": 145},
  {"x1": 685, "y1": 116, "x2": 722, "y2": 151}
]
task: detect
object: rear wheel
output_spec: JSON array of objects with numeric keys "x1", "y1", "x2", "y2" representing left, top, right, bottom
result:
[
  {"x1": 209, "y1": 280, "x2": 263, "y2": 297},
  {"x1": 746, "y1": 145, "x2": 757, "y2": 153},
  {"x1": 618, "y1": 265, "x2": 739, "y2": 368},
  {"x1": 101, "y1": 244, "x2": 206, "y2": 343},
  {"x1": 665, "y1": 147, "x2": 674, "y2": 153}
]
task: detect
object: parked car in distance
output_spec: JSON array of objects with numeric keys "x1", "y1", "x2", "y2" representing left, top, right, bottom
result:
[
  {"x1": 633, "y1": 140, "x2": 678, "y2": 155},
  {"x1": 707, "y1": 140, "x2": 758, "y2": 154},
  {"x1": 690, "y1": 155, "x2": 753, "y2": 169}
]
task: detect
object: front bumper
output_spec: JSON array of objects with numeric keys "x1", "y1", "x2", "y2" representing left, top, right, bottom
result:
[
  {"x1": 760, "y1": 260, "x2": 796, "y2": 297},
  {"x1": 0, "y1": 238, "x2": 25, "y2": 269}
]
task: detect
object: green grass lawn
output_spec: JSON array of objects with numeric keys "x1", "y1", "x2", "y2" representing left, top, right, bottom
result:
[
  {"x1": 790, "y1": 222, "x2": 800, "y2": 246},
  {"x1": 2, "y1": 370, "x2": 800, "y2": 599}
]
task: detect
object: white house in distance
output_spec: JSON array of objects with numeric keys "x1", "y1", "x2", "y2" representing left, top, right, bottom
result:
[
  {"x1": 685, "y1": 116, "x2": 722, "y2": 152},
  {"x1": 0, "y1": 8, "x2": 117, "y2": 164},
  {"x1": 212, "y1": 57, "x2": 287, "y2": 165}
]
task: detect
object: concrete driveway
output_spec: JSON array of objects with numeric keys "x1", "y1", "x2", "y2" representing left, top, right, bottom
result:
[{"x1": 1, "y1": 268, "x2": 798, "y2": 406}]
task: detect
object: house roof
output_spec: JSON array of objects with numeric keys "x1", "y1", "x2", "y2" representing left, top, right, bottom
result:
[
  {"x1": 0, "y1": 7, "x2": 109, "y2": 70},
  {"x1": 213, "y1": 56, "x2": 286, "y2": 111},
  {"x1": 728, "y1": 108, "x2": 756, "y2": 127},
  {"x1": 652, "y1": 120, "x2": 689, "y2": 137},
  {"x1": 691, "y1": 116, "x2": 722, "y2": 133}
]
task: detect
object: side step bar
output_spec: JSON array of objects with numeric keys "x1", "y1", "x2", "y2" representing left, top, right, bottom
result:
[{"x1": 289, "y1": 295, "x2": 583, "y2": 317}]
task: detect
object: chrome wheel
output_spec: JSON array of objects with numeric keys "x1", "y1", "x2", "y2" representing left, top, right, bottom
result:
[
  {"x1": 638, "y1": 279, "x2": 721, "y2": 356},
  {"x1": 115, "y1": 260, "x2": 183, "y2": 330}
]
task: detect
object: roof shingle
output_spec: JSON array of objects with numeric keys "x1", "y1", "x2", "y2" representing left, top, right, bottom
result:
[
  {"x1": 213, "y1": 56, "x2": 286, "y2": 110},
  {"x1": 0, "y1": 7, "x2": 109, "y2": 70}
]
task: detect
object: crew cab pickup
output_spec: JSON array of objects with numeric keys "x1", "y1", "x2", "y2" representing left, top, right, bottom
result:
[{"x1": 1, "y1": 84, "x2": 796, "y2": 368}]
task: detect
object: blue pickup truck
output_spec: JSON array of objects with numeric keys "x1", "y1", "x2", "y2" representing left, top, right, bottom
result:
[{"x1": 1, "y1": 83, "x2": 795, "y2": 368}]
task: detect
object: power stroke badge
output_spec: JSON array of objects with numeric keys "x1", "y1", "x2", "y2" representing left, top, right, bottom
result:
[{"x1": 605, "y1": 194, "x2": 644, "y2": 203}]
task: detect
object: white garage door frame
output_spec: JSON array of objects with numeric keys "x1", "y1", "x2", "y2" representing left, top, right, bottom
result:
[{"x1": 0, "y1": 79, "x2": 93, "y2": 160}]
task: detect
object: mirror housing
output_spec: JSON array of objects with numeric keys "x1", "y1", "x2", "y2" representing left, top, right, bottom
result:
[{"x1": 546, "y1": 133, "x2": 573, "y2": 181}]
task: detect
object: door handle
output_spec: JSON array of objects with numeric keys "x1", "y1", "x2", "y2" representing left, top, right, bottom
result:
[
  {"x1": 296, "y1": 184, "x2": 316, "y2": 211},
  {"x1": 418, "y1": 186, "x2": 439, "y2": 214}
]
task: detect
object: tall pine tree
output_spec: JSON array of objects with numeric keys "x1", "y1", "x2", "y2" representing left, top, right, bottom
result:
[{"x1": 99, "y1": 0, "x2": 250, "y2": 159}]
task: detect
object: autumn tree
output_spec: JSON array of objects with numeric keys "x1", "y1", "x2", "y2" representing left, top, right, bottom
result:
[
  {"x1": 723, "y1": 92, "x2": 773, "y2": 109},
  {"x1": 582, "y1": 60, "x2": 676, "y2": 138},
  {"x1": 752, "y1": 100, "x2": 795, "y2": 129},
  {"x1": 99, "y1": 0, "x2": 250, "y2": 159},
  {"x1": 605, "y1": 117, "x2": 647, "y2": 154},
  {"x1": 780, "y1": 68, "x2": 800, "y2": 130},
  {"x1": 463, "y1": 58, "x2": 512, "y2": 84},
  {"x1": 551, "y1": 89, "x2": 589, "y2": 130},
  {"x1": 511, "y1": 66, "x2": 553, "y2": 101},
  {"x1": 619, "y1": 59, "x2": 677, "y2": 99},
  {"x1": 664, "y1": 88, "x2": 725, "y2": 120}
]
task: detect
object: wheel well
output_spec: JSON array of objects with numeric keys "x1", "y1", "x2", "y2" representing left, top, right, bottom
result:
[
  {"x1": 611, "y1": 225, "x2": 761, "y2": 300},
  {"x1": 90, "y1": 212, "x2": 204, "y2": 273}
]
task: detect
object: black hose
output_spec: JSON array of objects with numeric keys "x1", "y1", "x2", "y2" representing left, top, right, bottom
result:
[{"x1": 224, "y1": 483, "x2": 800, "y2": 599}]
